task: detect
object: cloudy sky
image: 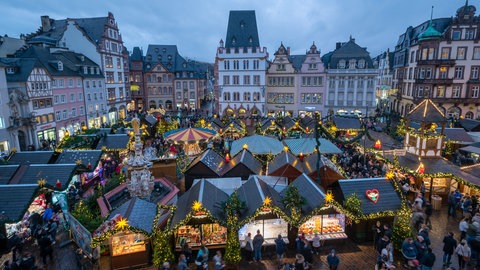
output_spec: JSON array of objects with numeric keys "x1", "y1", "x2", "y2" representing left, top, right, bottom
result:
[{"x1": 1, "y1": 0, "x2": 466, "y2": 62}]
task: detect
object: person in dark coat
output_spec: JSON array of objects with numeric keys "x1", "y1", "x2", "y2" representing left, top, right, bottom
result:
[
  {"x1": 252, "y1": 230, "x2": 264, "y2": 262},
  {"x1": 301, "y1": 239, "x2": 313, "y2": 265},
  {"x1": 377, "y1": 235, "x2": 390, "y2": 255},
  {"x1": 274, "y1": 234, "x2": 286, "y2": 264},
  {"x1": 327, "y1": 249, "x2": 340, "y2": 270},
  {"x1": 442, "y1": 232, "x2": 457, "y2": 267},
  {"x1": 38, "y1": 234, "x2": 53, "y2": 266},
  {"x1": 420, "y1": 247, "x2": 436, "y2": 270},
  {"x1": 19, "y1": 252, "x2": 36, "y2": 270}
]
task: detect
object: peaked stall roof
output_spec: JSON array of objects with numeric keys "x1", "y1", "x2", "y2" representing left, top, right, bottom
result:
[
  {"x1": 95, "y1": 134, "x2": 130, "y2": 150},
  {"x1": 7, "y1": 151, "x2": 54, "y2": 165},
  {"x1": 109, "y1": 197, "x2": 158, "y2": 234},
  {"x1": 286, "y1": 173, "x2": 326, "y2": 216},
  {"x1": 230, "y1": 135, "x2": 284, "y2": 155},
  {"x1": 407, "y1": 99, "x2": 446, "y2": 123},
  {"x1": 18, "y1": 164, "x2": 77, "y2": 187},
  {"x1": 0, "y1": 184, "x2": 39, "y2": 222},
  {"x1": 56, "y1": 150, "x2": 102, "y2": 167},
  {"x1": 338, "y1": 177, "x2": 402, "y2": 215},
  {"x1": 267, "y1": 151, "x2": 303, "y2": 175},
  {"x1": 169, "y1": 180, "x2": 229, "y2": 228},
  {"x1": 236, "y1": 177, "x2": 284, "y2": 221},
  {"x1": 186, "y1": 148, "x2": 227, "y2": 176},
  {"x1": 283, "y1": 138, "x2": 342, "y2": 155},
  {"x1": 220, "y1": 149, "x2": 262, "y2": 176}
]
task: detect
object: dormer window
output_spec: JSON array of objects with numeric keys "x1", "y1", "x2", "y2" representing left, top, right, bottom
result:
[
  {"x1": 349, "y1": 59, "x2": 356, "y2": 69},
  {"x1": 240, "y1": 21, "x2": 245, "y2": 28},
  {"x1": 183, "y1": 63, "x2": 187, "y2": 68},
  {"x1": 6, "y1": 67, "x2": 15, "y2": 74},
  {"x1": 57, "y1": 61, "x2": 63, "y2": 71},
  {"x1": 358, "y1": 59, "x2": 366, "y2": 69},
  {"x1": 232, "y1": 37, "x2": 236, "y2": 44},
  {"x1": 339, "y1": 60, "x2": 346, "y2": 69},
  {"x1": 96, "y1": 67, "x2": 100, "y2": 74},
  {"x1": 157, "y1": 55, "x2": 162, "y2": 61},
  {"x1": 249, "y1": 37, "x2": 253, "y2": 43},
  {"x1": 168, "y1": 55, "x2": 172, "y2": 60},
  {"x1": 154, "y1": 48, "x2": 159, "y2": 53},
  {"x1": 147, "y1": 54, "x2": 152, "y2": 61},
  {"x1": 83, "y1": 66, "x2": 88, "y2": 74},
  {"x1": 162, "y1": 48, "x2": 167, "y2": 53}
]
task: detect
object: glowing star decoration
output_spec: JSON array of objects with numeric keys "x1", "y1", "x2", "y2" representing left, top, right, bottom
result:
[
  {"x1": 366, "y1": 189, "x2": 380, "y2": 204},
  {"x1": 325, "y1": 190, "x2": 334, "y2": 204},
  {"x1": 417, "y1": 163, "x2": 425, "y2": 174},
  {"x1": 37, "y1": 178, "x2": 47, "y2": 187},
  {"x1": 115, "y1": 217, "x2": 129, "y2": 230},
  {"x1": 263, "y1": 196, "x2": 272, "y2": 206},
  {"x1": 386, "y1": 171, "x2": 395, "y2": 180},
  {"x1": 76, "y1": 159, "x2": 83, "y2": 165},
  {"x1": 192, "y1": 200, "x2": 202, "y2": 212}
]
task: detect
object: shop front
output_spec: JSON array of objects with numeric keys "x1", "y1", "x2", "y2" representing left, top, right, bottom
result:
[
  {"x1": 175, "y1": 221, "x2": 227, "y2": 250},
  {"x1": 110, "y1": 231, "x2": 149, "y2": 269},
  {"x1": 299, "y1": 213, "x2": 347, "y2": 241},
  {"x1": 36, "y1": 123, "x2": 56, "y2": 149},
  {"x1": 238, "y1": 216, "x2": 288, "y2": 246}
]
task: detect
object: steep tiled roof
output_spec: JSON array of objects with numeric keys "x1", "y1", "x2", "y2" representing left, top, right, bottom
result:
[
  {"x1": 286, "y1": 173, "x2": 326, "y2": 216},
  {"x1": 95, "y1": 134, "x2": 130, "y2": 150},
  {"x1": 109, "y1": 198, "x2": 158, "y2": 234},
  {"x1": 325, "y1": 38, "x2": 373, "y2": 69},
  {"x1": 53, "y1": 50, "x2": 103, "y2": 79},
  {"x1": 338, "y1": 177, "x2": 402, "y2": 215},
  {"x1": 0, "y1": 185, "x2": 38, "y2": 222},
  {"x1": 267, "y1": 151, "x2": 303, "y2": 175},
  {"x1": 236, "y1": 177, "x2": 283, "y2": 221},
  {"x1": 7, "y1": 151, "x2": 54, "y2": 165},
  {"x1": 17, "y1": 46, "x2": 79, "y2": 77},
  {"x1": 221, "y1": 149, "x2": 262, "y2": 176},
  {"x1": 0, "y1": 58, "x2": 37, "y2": 82},
  {"x1": 225, "y1": 11, "x2": 260, "y2": 49},
  {"x1": 289, "y1": 54, "x2": 306, "y2": 71}
]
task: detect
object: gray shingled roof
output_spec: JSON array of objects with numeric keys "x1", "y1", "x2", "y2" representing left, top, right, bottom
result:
[
  {"x1": 332, "y1": 116, "x2": 362, "y2": 130},
  {"x1": 0, "y1": 165, "x2": 19, "y2": 185},
  {"x1": 186, "y1": 149, "x2": 227, "y2": 176},
  {"x1": 338, "y1": 177, "x2": 402, "y2": 215},
  {"x1": 267, "y1": 151, "x2": 303, "y2": 175},
  {"x1": 283, "y1": 138, "x2": 342, "y2": 155},
  {"x1": 459, "y1": 118, "x2": 480, "y2": 132},
  {"x1": 289, "y1": 54, "x2": 306, "y2": 71},
  {"x1": 286, "y1": 173, "x2": 326, "y2": 216},
  {"x1": 438, "y1": 128, "x2": 474, "y2": 143},
  {"x1": 109, "y1": 197, "x2": 158, "y2": 234},
  {"x1": 169, "y1": 180, "x2": 228, "y2": 228},
  {"x1": 325, "y1": 38, "x2": 373, "y2": 69},
  {"x1": 96, "y1": 134, "x2": 130, "y2": 150},
  {"x1": 407, "y1": 99, "x2": 446, "y2": 123},
  {"x1": 0, "y1": 184, "x2": 38, "y2": 222},
  {"x1": 53, "y1": 50, "x2": 103, "y2": 79},
  {"x1": 236, "y1": 177, "x2": 284, "y2": 222},
  {"x1": 7, "y1": 151, "x2": 54, "y2": 165},
  {"x1": 19, "y1": 164, "x2": 76, "y2": 187},
  {"x1": 56, "y1": 150, "x2": 102, "y2": 167},
  {"x1": 0, "y1": 57, "x2": 37, "y2": 82},
  {"x1": 230, "y1": 135, "x2": 284, "y2": 155},
  {"x1": 17, "y1": 46, "x2": 79, "y2": 77},
  {"x1": 225, "y1": 10, "x2": 260, "y2": 49},
  {"x1": 130, "y1": 47, "x2": 143, "y2": 61},
  {"x1": 220, "y1": 149, "x2": 262, "y2": 176}
]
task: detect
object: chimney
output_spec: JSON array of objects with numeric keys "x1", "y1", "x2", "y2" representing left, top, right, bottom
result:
[
  {"x1": 41, "y1": 16, "x2": 51, "y2": 32},
  {"x1": 336, "y1": 42, "x2": 342, "y2": 49},
  {"x1": 287, "y1": 47, "x2": 290, "y2": 55}
]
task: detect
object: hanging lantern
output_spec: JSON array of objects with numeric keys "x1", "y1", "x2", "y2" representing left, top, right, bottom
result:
[
  {"x1": 299, "y1": 152, "x2": 304, "y2": 162},
  {"x1": 219, "y1": 128, "x2": 223, "y2": 135},
  {"x1": 306, "y1": 127, "x2": 309, "y2": 133},
  {"x1": 225, "y1": 153, "x2": 230, "y2": 163},
  {"x1": 374, "y1": 140, "x2": 381, "y2": 149}
]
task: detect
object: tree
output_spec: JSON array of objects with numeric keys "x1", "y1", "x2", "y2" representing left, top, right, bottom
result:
[
  {"x1": 391, "y1": 202, "x2": 412, "y2": 250},
  {"x1": 221, "y1": 190, "x2": 246, "y2": 265}
]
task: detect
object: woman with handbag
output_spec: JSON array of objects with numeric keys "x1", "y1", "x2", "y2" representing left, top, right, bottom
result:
[{"x1": 455, "y1": 239, "x2": 471, "y2": 270}]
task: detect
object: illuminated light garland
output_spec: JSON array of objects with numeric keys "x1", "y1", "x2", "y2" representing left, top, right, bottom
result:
[{"x1": 76, "y1": 159, "x2": 83, "y2": 165}]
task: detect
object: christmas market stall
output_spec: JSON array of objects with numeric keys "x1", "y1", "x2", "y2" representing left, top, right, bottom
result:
[
  {"x1": 91, "y1": 198, "x2": 160, "y2": 270},
  {"x1": 336, "y1": 177, "x2": 402, "y2": 243},
  {"x1": 183, "y1": 149, "x2": 227, "y2": 190},
  {"x1": 283, "y1": 138, "x2": 342, "y2": 156},
  {"x1": 267, "y1": 149, "x2": 304, "y2": 182},
  {"x1": 220, "y1": 149, "x2": 262, "y2": 180},
  {"x1": 288, "y1": 174, "x2": 347, "y2": 242},
  {"x1": 259, "y1": 118, "x2": 283, "y2": 137},
  {"x1": 331, "y1": 116, "x2": 363, "y2": 138},
  {"x1": 230, "y1": 135, "x2": 284, "y2": 156},
  {"x1": 236, "y1": 177, "x2": 289, "y2": 250},
  {"x1": 221, "y1": 119, "x2": 246, "y2": 140},
  {"x1": 167, "y1": 180, "x2": 229, "y2": 250},
  {"x1": 302, "y1": 154, "x2": 345, "y2": 189}
]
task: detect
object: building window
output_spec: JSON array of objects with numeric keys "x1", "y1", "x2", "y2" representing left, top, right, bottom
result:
[
  {"x1": 253, "y1": 75, "x2": 260, "y2": 85},
  {"x1": 55, "y1": 111, "x2": 61, "y2": 121},
  {"x1": 118, "y1": 72, "x2": 123, "y2": 83},
  {"x1": 223, "y1": 92, "x2": 230, "y2": 101},
  {"x1": 253, "y1": 60, "x2": 259, "y2": 70},
  {"x1": 267, "y1": 92, "x2": 294, "y2": 104},
  {"x1": 277, "y1": 64, "x2": 286, "y2": 71},
  {"x1": 452, "y1": 30, "x2": 461, "y2": 40},
  {"x1": 80, "y1": 106, "x2": 84, "y2": 115},
  {"x1": 54, "y1": 95, "x2": 59, "y2": 104},
  {"x1": 70, "y1": 93, "x2": 75, "y2": 102},
  {"x1": 233, "y1": 60, "x2": 239, "y2": 70},
  {"x1": 440, "y1": 47, "x2": 450, "y2": 59},
  {"x1": 78, "y1": 93, "x2": 83, "y2": 101},
  {"x1": 436, "y1": 86, "x2": 445, "y2": 97},
  {"x1": 338, "y1": 60, "x2": 346, "y2": 69},
  {"x1": 439, "y1": 67, "x2": 448, "y2": 79},
  {"x1": 454, "y1": 66, "x2": 464, "y2": 79},
  {"x1": 243, "y1": 60, "x2": 249, "y2": 70},
  {"x1": 61, "y1": 95, "x2": 66, "y2": 103},
  {"x1": 223, "y1": 76, "x2": 230, "y2": 85},
  {"x1": 457, "y1": 47, "x2": 467, "y2": 60},
  {"x1": 300, "y1": 93, "x2": 322, "y2": 104},
  {"x1": 106, "y1": 57, "x2": 113, "y2": 68},
  {"x1": 68, "y1": 79, "x2": 74, "y2": 87},
  {"x1": 474, "y1": 47, "x2": 480, "y2": 60},
  {"x1": 244, "y1": 75, "x2": 250, "y2": 85},
  {"x1": 302, "y1": 76, "x2": 323, "y2": 86},
  {"x1": 71, "y1": 108, "x2": 77, "y2": 117},
  {"x1": 453, "y1": 86, "x2": 461, "y2": 98},
  {"x1": 233, "y1": 92, "x2": 240, "y2": 101},
  {"x1": 117, "y1": 58, "x2": 122, "y2": 69},
  {"x1": 189, "y1": 81, "x2": 194, "y2": 89},
  {"x1": 308, "y1": 63, "x2": 317, "y2": 70},
  {"x1": 63, "y1": 110, "x2": 68, "y2": 119},
  {"x1": 233, "y1": 76, "x2": 239, "y2": 85},
  {"x1": 108, "y1": 88, "x2": 116, "y2": 100},
  {"x1": 224, "y1": 60, "x2": 230, "y2": 70},
  {"x1": 472, "y1": 86, "x2": 479, "y2": 98},
  {"x1": 466, "y1": 29, "x2": 475, "y2": 40},
  {"x1": 106, "y1": 72, "x2": 114, "y2": 83},
  {"x1": 358, "y1": 59, "x2": 365, "y2": 68},
  {"x1": 471, "y1": 66, "x2": 480, "y2": 80}
]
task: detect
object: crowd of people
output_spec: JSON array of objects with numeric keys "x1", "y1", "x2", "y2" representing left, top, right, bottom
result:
[{"x1": 337, "y1": 144, "x2": 387, "y2": 179}]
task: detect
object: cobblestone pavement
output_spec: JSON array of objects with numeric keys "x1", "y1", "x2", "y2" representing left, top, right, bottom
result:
[{"x1": 0, "y1": 205, "x2": 474, "y2": 270}]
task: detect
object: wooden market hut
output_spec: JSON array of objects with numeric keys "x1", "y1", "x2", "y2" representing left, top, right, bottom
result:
[
  {"x1": 260, "y1": 117, "x2": 282, "y2": 137},
  {"x1": 169, "y1": 180, "x2": 229, "y2": 250},
  {"x1": 184, "y1": 149, "x2": 227, "y2": 190},
  {"x1": 236, "y1": 177, "x2": 288, "y2": 246},
  {"x1": 267, "y1": 150, "x2": 303, "y2": 182},
  {"x1": 286, "y1": 174, "x2": 347, "y2": 242},
  {"x1": 303, "y1": 154, "x2": 345, "y2": 189},
  {"x1": 93, "y1": 198, "x2": 159, "y2": 270},
  {"x1": 283, "y1": 138, "x2": 342, "y2": 156},
  {"x1": 220, "y1": 149, "x2": 262, "y2": 180},
  {"x1": 331, "y1": 116, "x2": 363, "y2": 136},
  {"x1": 336, "y1": 177, "x2": 402, "y2": 243}
]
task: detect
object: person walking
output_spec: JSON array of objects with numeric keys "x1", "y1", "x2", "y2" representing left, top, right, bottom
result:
[
  {"x1": 420, "y1": 247, "x2": 435, "y2": 270},
  {"x1": 177, "y1": 254, "x2": 190, "y2": 270},
  {"x1": 327, "y1": 249, "x2": 340, "y2": 270},
  {"x1": 455, "y1": 239, "x2": 471, "y2": 270},
  {"x1": 448, "y1": 191, "x2": 456, "y2": 218},
  {"x1": 401, "y1": 237, "x2": 417, "y2": 266},
  {"x1": 442, "y1": 232, "x2": 457, "y2": 267},
  {"x1": 252, "y1": 229, "x2": 264, "y2": 262},
  {"x1": 38, "y1": 233, "x2": 53, "y2": 267},
  {"x1": 312, "y1": 233, "x2": 321, "y2": 255},
  {"x1": 196, "y1": 245, "x2": 209, "y2": 270},
  {"x1": 459, "y1": 217, "x2": 469, "y2": 241},
  {"x1": 302, "y1": 238, "x2": 313, "y2": 266},
  {"x1": 243, "y1": 232, "x2": 253, "y2": 261},
  {"x1": 274, "y1": 234, "x2": 286, "y2": 265},
  {"x1": 213, "y1": 250, "x2": 225, "y2": 270}
]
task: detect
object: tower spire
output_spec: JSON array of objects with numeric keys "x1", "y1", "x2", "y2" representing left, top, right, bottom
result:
[{"x1": 430, "y1": 5, "x2": 434, "y2": 23}]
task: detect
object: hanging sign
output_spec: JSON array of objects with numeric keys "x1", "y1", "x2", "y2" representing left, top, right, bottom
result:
[{"x1": 366, "y1": 189, "x2": 380, "y2": 203}]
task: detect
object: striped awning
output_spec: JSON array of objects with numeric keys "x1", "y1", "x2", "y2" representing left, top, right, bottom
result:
[{"x1": 164, "y1": 128, "x2": 216, "y2": 142}]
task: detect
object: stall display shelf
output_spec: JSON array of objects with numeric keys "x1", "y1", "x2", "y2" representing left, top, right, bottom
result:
[{"x1": 111, "y1": 233, "x2": 146, "y2": 256}]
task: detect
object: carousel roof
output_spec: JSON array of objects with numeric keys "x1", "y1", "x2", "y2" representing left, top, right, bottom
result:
[
  {"x1": 267, "y1": 151, "x2": 303, "y2": 175},
  {"x1": 170, "y1": 180, "x2": 229, "y2": 228},
  {"x1": 164, "y1": 127, "x2": 216, "y2": 142},
  {"x1": 338, "y1": 177, "x2": 402, "y2": 215},
  {"x1": 236, "y1": 177, "x2": 284, "y2": 221},
  {"x1": 95, "y1": 134, "x2": 130, "y2": 150},
  {"x1": 286, "y1": 173, "x2": 326, "y2": 216},
  {"x1": 230, "y1": 135, "x2": 284, "y2": 155},
  {"x1": 283, "y1": 138, "x2": 342, "y2": 155},
  {"x1": 109, "y1": 197, "x2": 158, "y2": 234}
]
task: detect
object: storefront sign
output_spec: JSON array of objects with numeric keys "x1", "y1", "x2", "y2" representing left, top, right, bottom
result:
[
  {"x1": 38, "y1": 123, "x2": 55, "y2": 130},
  {"x1": 366, "y1": 189, "x2": 380, "y2": 203}
]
